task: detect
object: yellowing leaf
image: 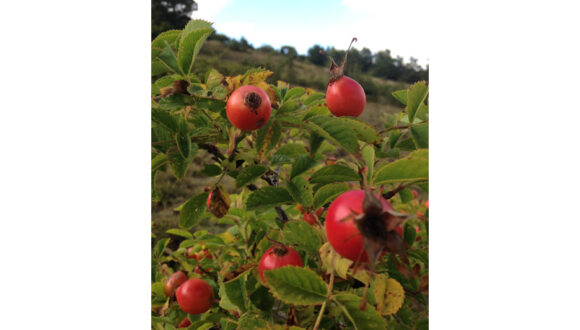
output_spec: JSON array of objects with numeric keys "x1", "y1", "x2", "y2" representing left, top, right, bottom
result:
[
  {"x1": 243, "y1": 69, "x2": 274, "y2": 85},
  {"x1": 218, "y1": 231, "x2": 236, "y2": 243},
  {"x1": 319, "y1": 242, "x2": 352, "y2": 279},
  {"x1": 208, "y1": 186, "x2": 230, "y2": 218},
  {"x1": 226, "y1": 75, "x2": 243, "y2": 92},
  {"x1": 255, "y1": 81, "x2": 278, "y2": 106},
  {"x1": 382, "y1": 278, "x2": 405, "y2": 315}
]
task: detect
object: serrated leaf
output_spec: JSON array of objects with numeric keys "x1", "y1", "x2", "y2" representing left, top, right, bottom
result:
[
  {"x1": 249, "y1": 285, "x2": 275, "y2": 311},
  {"x1": 361, "y1": 145, "x2": 375, "y2": 184},
  {"x1": 338, "y1": 117, "x2": 381, "y2": 144},
  {"x1": 152, "y1": 153, "x2": 168, "y2": 172},
  {"x1": 382, "y1": 278, "x2": 405, "y2": 315},
  {"x1": 283, "y1": 221, "x2": 320, "y2": 254},
  {"x1": 157, "y1": 41, "x2": 181, "y2": 74},
  {"x1": 177, "y1": 27, "x2": 214, "y2": 75},
  {"x1": 406, "y1": 81, "x2": 428, "y2": 123},
  {"x1": 153, "y1": 238, "x2": 170, "y2": 259},
  {"x1": 284, "y1": 87, "x2": 306, "y2": 102},
  {"x1": 396, "y1": 138, "x2": 417, "y2": 151},
  {"x1": 200, "y1": 164, "x2": 222, "y2": 176},
  {"x1": 374, "y1": 149, "x2": 428, "y2": 185},
  {"x1": 165, "y1": 228, "x2": 192, "y2": 239},
  {"x1": 152, "y1": 109, "x2": 179, "y2": 132},
  {"x1": 167, "y1": 146, "x2": 196, "y2": 179},
  {"x1": 181, "y1": 19, "x2": 213, "y2": 40},
  {"x1": 305, "y1": 116, "x2": 358, "y2": 153},
  {"x1": 290, "y1": 155, "x2": 317, "y2": 179},
  {"x1": 238, "y1": 314, "x2": 268, "y2": 329},
  {"x1": 313, "y1": 183, "x2": 349, "y2": 209},
  {"x1": 310, "y1": 165, "x2": 359, "y2": 184},
  {"x1": 152, "y1": 30, "x2": 181, "y2": 60},
  {"x1": 319, "y1": 242, "x2": 352, "y2": 279},
  {"x1": 272, "y1": 143, "x2": 307, "y2": 165},
  {"x1": 410, "y1": 122, "x2": 429, "y2": 148},
  {"x1": 246, "y1": 187, "x2": 293, "y2": 210},
  {"x1": 388, "y1": 130, "x2": 402, "y2": 149},
  {"x1": 236, "y1": 165, "x2": 268, "y2": 188},
  {"x1": 219, "y1": 271, "x2": 247, "y2": 313},
  {"x1": 264, "y1": 266, "x2": 327, "y2": 305},
  {"x1": 302, "y1": 92, "x2": 325, "y2": 106},
  {"x1": 392, "y1": 89, "x2": 407, "y2": 105},
  {"x1": 334, "y1": 293, "x2": 386, "y2": 330},
  {"x1": 175, "y1": 133, "x2": 191, "y2": 158},
  {"x1": 179, "y1": 192, "x2": 209, "y2": 229},
  {"x1": 309, "y1": 132, "x2": 324, "y2": 157},
  {"x1": 277, "y1": 100, "x2": 301, "y2": 115},
  {"x1": 303, "y1": 104, "x2": 331, "y2": 121},
  {"x1": 256, "y1": 120, "x2": 281, "y2": 159},
  {"x1": 286, "y1": 176, "x2": 313, "y2": 207}
]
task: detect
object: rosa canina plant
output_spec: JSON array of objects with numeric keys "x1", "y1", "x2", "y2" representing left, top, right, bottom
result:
[{"x1": 151, "y1": 19, "x2": 429, "y2": 330}]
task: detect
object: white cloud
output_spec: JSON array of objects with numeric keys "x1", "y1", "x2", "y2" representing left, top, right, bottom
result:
[{"x1": 190, "y1": 0, "x2": 234, "y2": 22}]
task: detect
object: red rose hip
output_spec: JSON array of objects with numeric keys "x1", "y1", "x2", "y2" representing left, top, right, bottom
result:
[
  {"x1": 176, "y1": 278, "x2": 214, "y2": 314},
  {"x1": 226, "y1": 85, "x2": 271, "y2": 131}
]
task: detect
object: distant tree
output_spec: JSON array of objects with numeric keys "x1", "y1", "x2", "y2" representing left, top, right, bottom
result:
[
  {"x1": 307, "y1": 45, "x2": 326, "y2": 66},
  {"x1": 257, "y1": 45, "x2": 276, "y2": 54},
  {"x1": 151, "y1": 0, "x2": 198, "y2": 39},
  {"x1": 280, "y1": 46, "x2": 298, "y2": 58},
  {"x1": 208, "y1": 33, "x2": 230, "y2": 43},
  {"x1": 359, "y1": 48, "x2": 373, "y2": 72}
]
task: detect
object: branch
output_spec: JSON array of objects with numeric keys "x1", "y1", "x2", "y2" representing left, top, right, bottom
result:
[{"x1": 198, "y1": 143, "x2": 225, "y2": 161}]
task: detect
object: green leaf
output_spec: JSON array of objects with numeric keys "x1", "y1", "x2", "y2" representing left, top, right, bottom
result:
[
  {"x1": 157, "y1": 41, "x2": 181, "y2": 74},
  {"x1": 374, "y1": 149, "x2": 428, "y2": 185},
  {"x1": 396, "y1": 138, "x2": 417, "y2": 151},
  {"x1": 361, "y1": 145, "x2": 375, "y2": 184},
  {"x1": 277, "y1": 100, "x2": 302, "y2": 115},
  {"x1": 152, "y1": 153, "x2": 168, "y2": 172},
  {"x1": 388, "y1": 130, "x2": 402, "y2": 149},
  {"x1": 283, "y1": 221, "x2": 321, "y2": 254},
  {"x1": 290, "y1": 155, "x2": 317, "y2": 179},
  {"x1": 167, "y1": 145, "x2": 197, "y2": 179},
  {"x1": 404, "y1": 223, "x2": 417, "y2": 246},
  {"x1": 406, "y1": 81, "x2": 428, "y2": 123},
  {"x1": 152, "y1": 30, "x2": 181, "y2": 60},
  {"x1": 284, "y1": 87, "x2": 306, "y2": 101},
  {"x1": 410, "y1": 122, "x2": 429, "y2": 148},
  {"x1": 219, "y1": 271, "x2": 248, "y2": 313},
  {"x1": 175, "y1": 133, "x2": 191, "y2": 158},
  {"x1": 256, "y1": 120, "x2": 282, "y2": 158},
  {"x1": 338, "y1": 117, "x2": 381, "y2": 144},
  {"x1": 302, "y1": 92, "x2": 325, "y2": 106},
  {"x1": 238, "y1": 314, "x2": 268, "y2": 329},
  {"x1": 309, "y1": 132, "x2": 324, "y2": 157},
  {"x1": 392, "y1": 89, "x2": 407, "y2": 105},
  {"x1": 236, "y1": 165, "x2": 268, "y2": 188},
  {"x1": 305, "y1": 116, "x2": 358, "y2": 153},
  {"x1": 303, "y1": 104, "x2": 330, "y2": 121},
  {"x1": 179, "y1": 192, "x2": 209, "y2": 229},
  {"x1": 153, "y1": 238, "x2": 170, "y2": 259},
  {"x1": 310, "y1": 165, "x2": 359, "y2": 184},
  {"x1": 399, "y1": 188, "x2": 414, "y2": 204},
  {"x1": 313, "y1": 183, "x2": 349, "y2": 209},
  {"x1": 200, "y1": 164, "x2": 222, "y2": 176},
  {"x1": 334, "y1": 293, "x2": 387, "y2": 330},
  {"x1": 177, "y1": 27, "x2": 214, "y2": 75},
  {"x1": 165, "y1": 228, "x2": 193, "y2": 239},
  {"x1": 272, "y1": 143, "x2": 307, "y2": 165},
  {"x1": 181, "y1": 19, "x2": 213, "y2": 39},
  {"x1": 286, "y1": 176, "x2": 313, "y2": 207},
  {"x1": 151, "y1": 109, "x2": 179, "y2": 132},
  {"x1": 264, "y1": 266, "x2": 327, "y2": 305},
  {"x1": 246, "y1": 187, "x2": 293, "y2": 210},
  {"x1": 249, "y1": 286, "x2": 275, "y2": 311}
]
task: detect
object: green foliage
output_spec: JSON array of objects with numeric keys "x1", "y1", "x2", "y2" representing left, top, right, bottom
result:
[{"x1": 151, "y1": 19, "x2": 428, "y2": 330}]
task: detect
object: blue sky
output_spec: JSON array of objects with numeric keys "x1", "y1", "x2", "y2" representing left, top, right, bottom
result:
[{"x1": 192, "y1": 0, "x2": 430, "y2": 68}]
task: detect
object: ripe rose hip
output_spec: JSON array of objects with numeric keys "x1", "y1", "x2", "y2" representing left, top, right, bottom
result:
[
  {"x1": 163, "y1": 271, "x2": 188, "y2": 297},
  {"x1": 226, "y1": 85, "x2": 271, "y2": 131},
  {"x1": 259, "y1": 245, "x2": 303, "y2": 284},
  {"x1": 178, "y1": 317, "x2": 191, "y2": 328},
  {"x1": 324, "y1": 38, "x2": 366, "y2": 117},
  {"x1": 176, "y1": 278, "x2": 214, "y2": 314},
  {"x1": 326, "y1": 76, "x2": 366, "y2": 117},
  {"x1": 325, "y1": 190, "x2": 393, "y2": 262}
]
